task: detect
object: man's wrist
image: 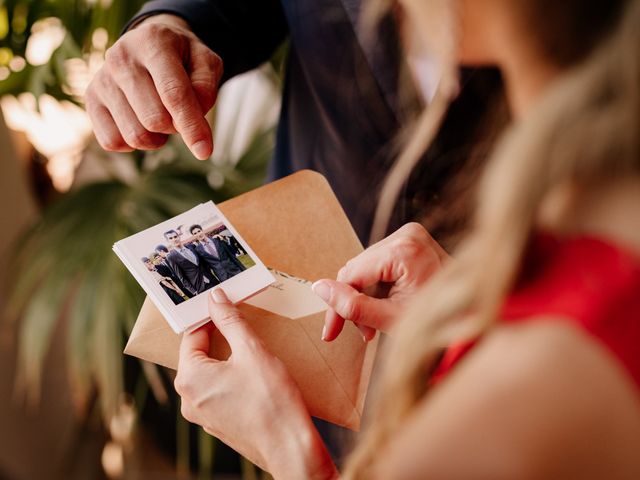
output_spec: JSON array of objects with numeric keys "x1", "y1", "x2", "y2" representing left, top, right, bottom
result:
[{"x1": 128, "y1": 12, "x2": 190, "y2": 32}]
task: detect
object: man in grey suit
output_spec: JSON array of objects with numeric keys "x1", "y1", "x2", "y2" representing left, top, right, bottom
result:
[
  {"x1": 189, "y1": 224, "x2": 245, "y2": 282},
  {"x1": 163, "y1": 229, "x2": 217, "y2": 296}
]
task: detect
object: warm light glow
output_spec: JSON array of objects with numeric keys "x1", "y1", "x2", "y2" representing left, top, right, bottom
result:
[
  {"x1": 101, "y1": 442, "x2": 124, "y2": 479},
  {"x1": 109, "y1": 395, "x2": 136, "y2": 444},
  {"x1": 9, "y1": 55, "x2": 26, "y2": 72},
  {"x1": 92, "y1": 28, "x2": 109, "y2": 50},
  {"x1": 64, "y1": 27, "x2": 108, "y2": 101},
  {"x1": 0, "y1": 21, "x2": 114, "y2": 191},
  {"x1": 25, "y1": 18, "x2": 66, "y2": 66},
  {"x1": 1, "y1": 93, "x2": 93, "y2": 191},
  {"x1": 65, "y1": 50, "x2": 105, "y2": 99}
]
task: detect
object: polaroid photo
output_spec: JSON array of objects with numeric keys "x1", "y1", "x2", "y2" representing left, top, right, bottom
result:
[{"x1": 113, "y1": 201, "x2": 275, "y2": 334}]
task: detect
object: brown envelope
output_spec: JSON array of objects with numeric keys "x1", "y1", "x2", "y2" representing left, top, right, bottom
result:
[{"x1": 124, "y1": 170, "x2": 378, "y2": 430}]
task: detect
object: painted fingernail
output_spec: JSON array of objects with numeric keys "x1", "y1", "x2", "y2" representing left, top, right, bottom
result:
[
  {"x1": 321, "y1": 324, "x2": 328, "y2": 341},
  {"x1": 211, "y1": 288, "x2": 226, "y2": 303},
  {"x1": 312, "y1": 281, "x2": 331, "y2": 302},
  {"x1": 192, "y1": 140, "x2": 210, "y2": 160}
]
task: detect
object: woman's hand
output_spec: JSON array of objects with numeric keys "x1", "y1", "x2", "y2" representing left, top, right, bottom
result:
[
  {"x1": 313, "y1": 223, "x2": 449, "y2": 342},
  {"x1": 174, "y1": 289, "x2": 337, "y2": 479}
]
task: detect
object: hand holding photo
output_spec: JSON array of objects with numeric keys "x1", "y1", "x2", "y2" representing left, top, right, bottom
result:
[{"x1": 113, "y1": 201, "x2": 274, "y2": 333}]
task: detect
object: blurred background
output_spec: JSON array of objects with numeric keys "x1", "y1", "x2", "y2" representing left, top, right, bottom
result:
[{"x1": 0, "y1": 1, "x2": 284, "y2": 478}]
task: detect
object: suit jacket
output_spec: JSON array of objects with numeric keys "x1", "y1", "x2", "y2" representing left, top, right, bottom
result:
[
  {"x1": 154, "y1": 261, "x2": 189, "y2": 299},
  {"x1": 166, "y1": 246, "x2": 217, "y2": 296},
  {"x1": 226, "y1": 235, "x2": 246, "y2": 256},
  {"x1": 155, "y1": 262, "x2": 183, "y2": 289},
  {"x1": 193, "y1": 238, "x2": 245, "y2": 282}
]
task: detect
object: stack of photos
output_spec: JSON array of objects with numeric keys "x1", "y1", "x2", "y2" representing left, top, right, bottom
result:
[{"x1": 113, "y1": 201, "x2": 274, "y2": 333}]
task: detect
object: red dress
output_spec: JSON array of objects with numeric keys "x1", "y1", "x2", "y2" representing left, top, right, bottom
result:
[{"x1": 432, "y1": 233, "x2": 640, "y2": 388}]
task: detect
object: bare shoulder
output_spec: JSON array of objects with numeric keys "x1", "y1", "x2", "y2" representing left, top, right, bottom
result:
[
  {"x1": 375, "y1": 319, "x2": 640, "y2": 480},
  {"x1": 559, "y1": 176, "x2": 640, "y2": 254}
]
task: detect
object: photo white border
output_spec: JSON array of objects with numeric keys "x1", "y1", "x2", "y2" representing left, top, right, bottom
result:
[{"x1": 113, "y1": 201, "x2": 274, "y2": 333}]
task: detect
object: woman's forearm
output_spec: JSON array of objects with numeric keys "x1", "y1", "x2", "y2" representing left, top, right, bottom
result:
[{"x1": 266, "y1": 414, "x2": 339, "y2": 480}]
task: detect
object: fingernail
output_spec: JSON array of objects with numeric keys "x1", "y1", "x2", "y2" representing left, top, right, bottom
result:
[
  {"x1": 362, "y1": 334, "x2": 368, "y2": 343},
  {"x1": 192, "y1": 140, "x2": 210, "y2": 160},
  {"x1": 312, "y1": 281, "x2": 331, "y2": 302},
  {"x1": 321, "y1": 324, "x2": 328, "y2": 341},
  {"x1": 211, "y1": 288, "x2": 226, "y2": 303}
]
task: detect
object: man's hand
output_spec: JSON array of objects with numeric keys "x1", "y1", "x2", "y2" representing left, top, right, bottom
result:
[
  {"x1": 85, "y1": 14, "x2": 223, "y2": 159},
  {"x1": 313, "y1": 222, "x2": 449, "y2": 342}
]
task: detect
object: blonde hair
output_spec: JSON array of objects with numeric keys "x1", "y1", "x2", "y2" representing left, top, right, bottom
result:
[{"x1": 345, "y1": 0, "x2": 639, "y2": 477}]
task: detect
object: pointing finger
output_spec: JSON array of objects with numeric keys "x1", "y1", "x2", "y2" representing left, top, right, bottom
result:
[{"x1": 145, "y1": 49, "x2": 213, "y2": 159}]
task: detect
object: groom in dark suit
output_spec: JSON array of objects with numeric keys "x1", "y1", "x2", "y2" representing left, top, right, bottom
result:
[
  {"x1": 189, "y1": 224, "x2": 246, "y2": 282},
  {"x1": 163, "y1": 229, "x2": 218, "y2": 296}
]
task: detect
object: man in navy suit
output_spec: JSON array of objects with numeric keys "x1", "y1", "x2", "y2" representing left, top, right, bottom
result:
[
  {"x1": 153, "y1": 246, "x2": 192, "y2": 299},
  {"x1": 163, "y1": 229, "x2": 218, "y2": 296},
  {"x1": 189, "y1": 224, "x2": 246, "y2": 282},
  {"x1": 143, "y1": 255, "x2": 188, "y2": 304},
  {"x1": 222, "y1": 231, "x2": 246, "y2": 256}
]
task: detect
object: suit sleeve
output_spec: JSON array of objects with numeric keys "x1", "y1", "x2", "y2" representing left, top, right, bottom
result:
[
  {"x1": 125, "y1": 0, "x2": 289, "y2": 82},
  {"x1": 166, "y1": 254, "x2": 198, "y2": 296},
  {"x1": 219, "y1": 239, "x2": 245, "y2": 270}
]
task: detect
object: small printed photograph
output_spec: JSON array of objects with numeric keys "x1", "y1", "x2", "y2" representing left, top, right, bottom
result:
[
  {"x1": 143, "y1": 223, "x2": 256, "y2": 306},
  {"x1": 113, "y1": 202, "x2": 273, "y2": 333}
]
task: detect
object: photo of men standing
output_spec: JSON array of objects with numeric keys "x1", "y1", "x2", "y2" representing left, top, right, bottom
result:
[
  {"x1": 189, "y1": 224, "x2": 246, "y2": 282},
  {"x1": 137, "y1": 221, "x2": 256, "y2": 306},
  {"x1": 163, "y1": 229, "x2": 218, "y2": 296}
]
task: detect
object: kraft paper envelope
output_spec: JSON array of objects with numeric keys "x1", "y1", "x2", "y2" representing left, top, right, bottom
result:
[{"x1": 124, "y1": 170, "x2": 378, "y2": 430}]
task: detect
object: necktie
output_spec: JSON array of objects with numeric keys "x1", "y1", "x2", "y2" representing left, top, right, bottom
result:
[
  {"x1": 205, "y1": 239, "x2": 219, "y2": 258},
  {"x1": 180, "y1": 247, "x2": 198, "y2": 265}
]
